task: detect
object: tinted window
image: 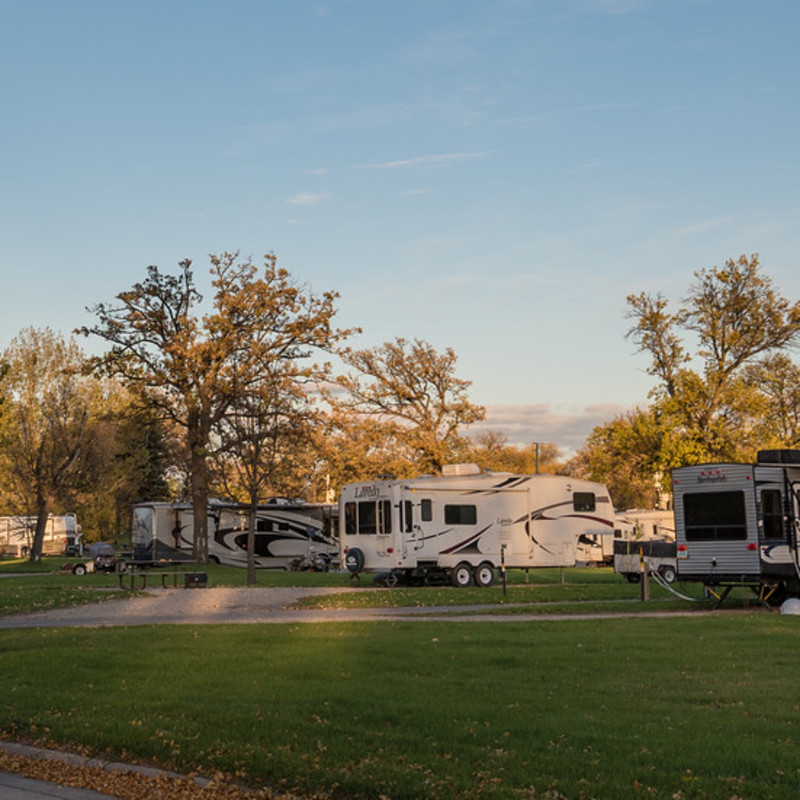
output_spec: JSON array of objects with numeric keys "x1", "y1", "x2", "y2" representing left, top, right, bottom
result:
[
  {"x1": 444, "y1": 505, "x2": 477, "y2": 525},
  {"x1": 346, "y1": 500, "x2": 393, "y2": 535},
  {"x1": 421, "y1": 499, "x2": 433, "y2": 522},
  {"x1": 573, "y1": 492, "x2": 596, "y2": 512},
  {"x1": 761, "y1": 489, "x2": 784, "y2": 540},
  {"x1": 684, "y1": 491, "x2": 747, "y2": 541}
]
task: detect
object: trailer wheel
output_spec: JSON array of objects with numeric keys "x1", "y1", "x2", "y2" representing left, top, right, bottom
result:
[
  {"x1": 72, "y1": 563, "x2": 87, "y2": 576},
  {"x1": 660, "y1": 565, "x2": 676, "y2": 584},
  {"x1": 450, "y1": 562, "x2": 474, "y2": 588},
  {"x1": 473, "y1": 562, "x2": 495, "y2": 588},
  {"x1": 625, "y1": 573, "x2": 641, "y2": 584}
]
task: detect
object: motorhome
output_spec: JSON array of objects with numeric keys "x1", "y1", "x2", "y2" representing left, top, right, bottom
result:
[
  {"x1": 0, "y1": 514, "x2": 82, "y2": 558},
  {"x1": 339, "y1": 464, "x2": 615, "y2": 587},
  {"x1": 131, "y1": 499, "x2": 338, "y2": 569},
  {"x1": 672, "y1": 450, "x2": 800, "y2": 602}
]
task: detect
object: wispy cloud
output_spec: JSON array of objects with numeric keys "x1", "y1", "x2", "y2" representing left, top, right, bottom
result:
[
  {"x1": 287, "y1": 192, "x2": 331, "y2": 205},
  {"x1": 364, "y1": 152, "x2": 491, "y2": 169}
]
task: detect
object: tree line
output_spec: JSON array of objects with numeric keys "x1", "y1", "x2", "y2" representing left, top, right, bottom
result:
[{"x1": 2, "y1": 251, "x2": 798, "y2": 562}]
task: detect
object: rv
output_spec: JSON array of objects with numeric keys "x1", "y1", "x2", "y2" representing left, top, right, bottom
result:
[
  {"x1": 613, "y1": 509, "x2": 677, "y2": 583},
  {"x1": 672, "y1": 450, "x2": 800, "y2": 602},
  {"x1": 131, "y1": 499, "x2": 338, "y2": 569},
  {"x1": 339, "y1": 464, "x2": 615, "y2": 587},
  {"x1": 0, "y1": 514, "x2": 82, "y2": 558}
]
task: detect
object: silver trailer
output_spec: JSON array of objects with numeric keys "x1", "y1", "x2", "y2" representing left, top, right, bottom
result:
[{"x1": 672, "y1": 450, "x2": 800, "y2": 604}]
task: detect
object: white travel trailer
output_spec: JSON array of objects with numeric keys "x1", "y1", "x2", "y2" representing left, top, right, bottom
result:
[
  {"x1": 0, "y1": 514, "x2": 82, "y2": 558},
  {"x1": 339, "y1": 465, "x2": 615, "y2": 587},
  {"x1": 672, "y1": 450, "x2": 800, "y2": 603},
  {"x1": 131, "y1": 499, "x2": 339, "y2": 569}
]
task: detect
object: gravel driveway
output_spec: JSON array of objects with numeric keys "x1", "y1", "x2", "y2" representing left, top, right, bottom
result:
[{"x1": 0, "y1": 585, "x2": 713, "y2": 628}]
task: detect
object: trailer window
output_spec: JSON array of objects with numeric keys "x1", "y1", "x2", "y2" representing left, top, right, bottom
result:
[
  {"x1": 444, "y1": 504, "x2": 477, "y2": 525},
  {"x1": 420, "y1": 499, "x2": 433, "y2": 522},
  {"x1": 256, "y1": 518, "x2": 289, "y2": 532},
  {"x1": 761, "y1": 489, "x2": 784, "y2": 540},
  {"x1": 347, "y1": 500, "x2": 392, "y2": 534},
  {"x1": 683, "y1": 491, "x2": 747, "y2": 541},
  {"x1": 573, "y1": 493, "x2": 596, "y2": 512},
  {"x1": 344, "y1": 502, "x2": 356, "y2": 535},
  {"x1": 401, "y1": 500, "x2": 413, "y2": 533}
]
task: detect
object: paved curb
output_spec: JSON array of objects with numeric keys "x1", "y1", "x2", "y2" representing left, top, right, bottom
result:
[{"x1": 0, "y1": 740, "x2": 210, "y2": 788}]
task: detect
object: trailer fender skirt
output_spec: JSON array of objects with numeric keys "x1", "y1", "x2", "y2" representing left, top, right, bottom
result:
[{"x1": 344, "y1": 547, "x2": 365, "y2": 574}]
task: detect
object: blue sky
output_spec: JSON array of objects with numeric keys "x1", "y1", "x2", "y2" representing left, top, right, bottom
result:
[{"x1": 2, "y1": 0, "x2": 799, "y2": 454}]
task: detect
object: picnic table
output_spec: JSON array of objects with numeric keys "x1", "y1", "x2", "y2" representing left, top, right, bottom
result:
[{"x1": 118, "y1": 560, "x2": 208, "y2": 590}]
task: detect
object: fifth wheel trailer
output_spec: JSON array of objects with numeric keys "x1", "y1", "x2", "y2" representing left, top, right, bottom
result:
[
  {"x1": 672, "y1": 450, "x2": 800, "y2": 603},
  {"x1": 339, "y1": 464, "x2": 615, "y2": 587},
  {"x1": 131, "y1": 499, "x2": 338, "y2": 569}
]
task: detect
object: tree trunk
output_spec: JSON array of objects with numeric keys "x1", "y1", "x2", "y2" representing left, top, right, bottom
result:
[
  {"x1": 29, "y1": 498, "x2": 52, "y2": 562},
  {"x1": 247, "y1": 498, "x2": 257, "y2": 586},
  {"x1": 188, "y1": 413, "x2": 210, "y2": 563}
]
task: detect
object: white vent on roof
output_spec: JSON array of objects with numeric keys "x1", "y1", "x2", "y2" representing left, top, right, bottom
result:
[{"x1": 441, "y1": 463, "x2": 481, "y2": 477}]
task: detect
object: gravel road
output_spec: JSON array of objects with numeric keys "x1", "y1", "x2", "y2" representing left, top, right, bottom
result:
[{"x1": 0, "y1": 585, "x2": 715, "y2": 628}]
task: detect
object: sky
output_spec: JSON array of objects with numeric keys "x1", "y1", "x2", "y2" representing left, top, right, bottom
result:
[{"x1": 2, "y1": 0, "x2": 799, "y2": 455}]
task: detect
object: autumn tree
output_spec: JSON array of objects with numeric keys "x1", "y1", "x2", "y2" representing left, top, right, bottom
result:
[
  {"x1": 567, "y1": 408, "x2": 668, "y2": 510},
  {"x1": 0, "y1": 328, "x2": 100, "y2": 560},
  {"x1": 627, "y1": 254, "x2": 800, "y2": 466},
  {"x1": 80, "y1": 252, "x2": 354, "y2": 561},
  {"x1": 466, "y1": 431, "x2": 562, "y2": 475},
  {"x1": 335, "y1": 337, "x2": 485, "y2": 475}
]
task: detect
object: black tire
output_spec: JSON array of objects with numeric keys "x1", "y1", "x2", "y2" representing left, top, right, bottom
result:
[
  {"x1": 660, "y1": 565, "x2": 677, "y2": 584},
  {"x1": 625, "y1": 573, "x2": 641, "y2": 584},
  {"x1": 72, "y1": 563, "x2": 87, "y2": 576},
  {"x1": 450, "y1": 562, "x2": 474, "y2": 588},
  {"x1": 345, "y1": 547, "x2": 365, "y2": 574},
  {"x1": 473, "y1": 562, "x2": 495, "y2": 588}
]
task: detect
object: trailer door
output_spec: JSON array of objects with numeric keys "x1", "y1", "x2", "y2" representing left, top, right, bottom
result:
[{"x1": 757, "y1": 481, "x2": 794, "y2": 580}]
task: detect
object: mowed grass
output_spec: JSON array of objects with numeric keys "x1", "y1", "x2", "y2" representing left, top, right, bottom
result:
[
  {"x1": 2, "y1": 559, "x2": 796, "y2": 799},
  {"x1": 3, "y1": 614, "x2": 800, "y2": 799}
]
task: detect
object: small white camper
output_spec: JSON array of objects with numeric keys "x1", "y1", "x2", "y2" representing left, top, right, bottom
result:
[
  {"x1": 339, "y1": 465, "x2": 615, "y2": 587},
  {"x1": 131, "y1": 499, "x2": 338, "y2": 569},
  {"x1": 612, "y1": 509, "x2": 677, "y2": 583}
]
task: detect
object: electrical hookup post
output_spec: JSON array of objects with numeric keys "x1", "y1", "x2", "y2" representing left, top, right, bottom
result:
[
  {"x1": 501, "y1": 543, "x2": 507, "y2": 597},
  {"x1": 640, "y1": 545, "x2": 650, "y2": 602}
]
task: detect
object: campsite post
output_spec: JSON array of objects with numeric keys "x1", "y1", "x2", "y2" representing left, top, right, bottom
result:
[{"x1": 501, "y1": 544, "x2": 507, "y2": 596}]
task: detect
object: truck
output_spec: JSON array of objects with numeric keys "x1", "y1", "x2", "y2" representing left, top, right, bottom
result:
[
  {"x1": 131, "y1": 499, "x2": 339, "y2": 569},
  {"x1": 339, "y1": 464, "x2": 615, "y2": 587},
  {"x1": 0, "y1": 513, "x2": 83, "y2": 558},
  {"x1": 672, "y1": 449, "x2": 800, "y2": 604}
]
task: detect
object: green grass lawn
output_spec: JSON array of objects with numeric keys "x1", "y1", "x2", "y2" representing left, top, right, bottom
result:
[
  {"x1": 2, "y1": 558, "x2": 795, "y2": 799},
  {"x1": 2, "y1": 616, "x2": 800, "y2": 800}
]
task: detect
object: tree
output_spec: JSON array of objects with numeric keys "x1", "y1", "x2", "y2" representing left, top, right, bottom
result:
[
  {"x1": 335, "y1": 337, "x2": 486, "y2": 474},
  {"x1": 567, "y1": 409, "x2": 668, "y2": 510},
  {"x1": 0, "y1": 328, "x2": 98, "y2": 560},
  {"x1": 213, "y1": 374, "x2": 315, "y2": 584},
  {"x1": 80, "y1": 252, "x2": 354, "y2": 561},
  {"x1": 627, "y1": 254, "x2": 800, "y2": 464},
  {"x1": 466, "y1": 431, "x2": 563, "y2": 475}
]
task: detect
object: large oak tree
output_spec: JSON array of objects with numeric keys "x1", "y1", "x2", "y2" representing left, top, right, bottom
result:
[{"x1": 80, "y1": 252, "x2": 354, "y2": 561}]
